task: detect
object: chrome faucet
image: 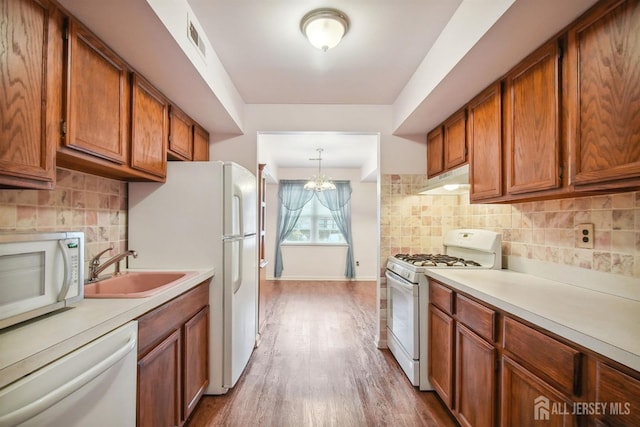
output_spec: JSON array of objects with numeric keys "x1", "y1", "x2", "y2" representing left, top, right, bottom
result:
[{"x1": 89, "y1": 247, "x2": 138, "y2": 281}]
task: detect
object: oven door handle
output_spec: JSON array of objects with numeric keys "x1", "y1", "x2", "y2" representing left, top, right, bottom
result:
[{"x1": 385, "y1": 270, "x2": 417, "y2": 295}]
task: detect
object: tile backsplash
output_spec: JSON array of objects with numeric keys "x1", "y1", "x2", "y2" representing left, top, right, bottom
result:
[
  {"x1": 381, "y1": 174, "x2": 640, "y2": 278},
  {"x1": 0, "y1": 168, "x2": 128, "y2": 272}
]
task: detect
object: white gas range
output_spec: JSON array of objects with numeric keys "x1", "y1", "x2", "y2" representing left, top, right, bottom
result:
[{"x1": 385, "y1": 229, "x2": 502, "y2": 389}]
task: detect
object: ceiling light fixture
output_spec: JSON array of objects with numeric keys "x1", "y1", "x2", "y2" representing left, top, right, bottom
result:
[
  {"x1": 300, "y1": 8, "x2": 349, "y2": 52},
  {"x1": 304, "y1": 148, "x2": 336, "y2": 192}
]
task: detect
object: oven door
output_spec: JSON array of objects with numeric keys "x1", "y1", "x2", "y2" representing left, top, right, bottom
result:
[{"x1": 386, "y1": 270, "x2": 419, "y2": 359}]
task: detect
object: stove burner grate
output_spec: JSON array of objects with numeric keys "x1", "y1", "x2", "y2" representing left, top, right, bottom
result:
[{"x1": 394, "y1": 253, "x2": 482, "y2": 267}]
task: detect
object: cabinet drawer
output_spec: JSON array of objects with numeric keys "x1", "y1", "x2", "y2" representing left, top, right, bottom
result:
[
  {"x1": 456, "y1": 294, "x2": 496, "y2": 342},
  {"x1": 138, "y1": 281, "x2": 209, "y2": 356},
  {"x1": 503, "y1": 316, "x2": 581, "y2": 396},
  {"x1": 429, "y1": 280, "x2": 453, "y2": 314},
  {"x1": 595, "y1": 362, "x2": 640, "y2": 427}
]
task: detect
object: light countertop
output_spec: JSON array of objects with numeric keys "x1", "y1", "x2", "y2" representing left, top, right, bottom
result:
[
  {"x1": 425, "y1": 268, "x2": 640, "y2": 372},
  {"x1": 0, "y1": 268, "x2": 215, "y2": 389}
]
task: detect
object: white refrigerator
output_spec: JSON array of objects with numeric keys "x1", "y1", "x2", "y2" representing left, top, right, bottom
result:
[{"x1": 128, "y1": 161, "x2": 257, "y2": 395}]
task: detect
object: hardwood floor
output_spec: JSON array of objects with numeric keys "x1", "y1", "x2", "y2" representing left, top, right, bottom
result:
[{"x1": 185, "y1": 280, "x2": 457, "y2": 427}]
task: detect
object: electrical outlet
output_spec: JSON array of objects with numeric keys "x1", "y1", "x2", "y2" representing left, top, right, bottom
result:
[
  {"x1": 356, "y1": 261, "x2": 360, "y2": 266},
  {"x1": 576, "y1": 223, "x2": 594, "y2": 249}
]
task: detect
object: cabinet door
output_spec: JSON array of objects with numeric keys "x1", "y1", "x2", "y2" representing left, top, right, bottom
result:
[
  {"x1": 455, "y1": 323, "x2": 496, "y2": 427},
  {"x1": 566, "y1": 0, "x2": 640, "y2": 189},
  {"x1": 183, "y1": 306, "x2": 209, "y2": 421},
  {"x1": 444, "y1": 109, "x2": 467, "y2": 170},
  {"x1": 130, "y1": 73, "x2": 167, "y2": 179},
  {"x1": 64, "y1": 19, "x2": 129, "y2": 164},
  {"x1": 427, "y1": 126, "x2": 444, "y2": 177},
  {"x1": 502, "y1": 356, "x2": 577, "y2": 427},
  {"x1": 138, "y1": 329, "x2": 182, "y2": 427},
  {"x1": 468, "y1": 83, "x2": 503, "y2": 202},
  {"x1": 168, "y1": 104, "x2": 193, "y2": 161},
  {"x1": 0, "y1": 0, "x2": 60, "y2": 189},
  {"x1": 193, "y1": 124, "x2": 209, "y2": 161},
  {"x1": 505, "y1": 40, "x2": 561, "y2": 195},
  {"x1": 428, "y1": 304, "x2": 454, "y2": 409}
]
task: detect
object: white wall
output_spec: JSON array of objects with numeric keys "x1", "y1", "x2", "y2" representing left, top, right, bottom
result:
[
  {"x1": 210, "y1": 104, "x2": 426, "y2": 176},
  {"x1": 264, "y1": 168, "x2": 378, "y2": 281}
]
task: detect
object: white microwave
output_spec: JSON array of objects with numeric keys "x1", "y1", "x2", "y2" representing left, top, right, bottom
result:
[{"x1": 0, "y1": 232, "x2": 84, "y2": 330}]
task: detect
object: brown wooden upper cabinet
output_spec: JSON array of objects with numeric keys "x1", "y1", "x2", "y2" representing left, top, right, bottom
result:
[
  {"x1": 426, "y1": 108, "x2": 467, "y2": 178},
  {"x1": 168, "y1": 105, "x2": 194, "y2": 161},
  {"x1": 468, "y1": 83, "x2": 503, "y2": 202},
  {"x1": 193, "y1": 124, "x2": 210, "y2": 161},
  {"x1": 130, "y1": 73, "x2": 168, "y2": 179},
  {"x1": 443, "y1": 109, "x2": 467, "y2": 171},
  {"x1": 61, "y1": 18, "x2": 129, "y2": 166},
  {"x1": 58, "y1": 18, "x2": 167, "y2": 182},
  {"x1": 504, "y1": 40, "x2": 562, "y2": 197},
  {"x1": 566, "y1": 0, "x2": 640, "y2": 191},
  {"x1": 168, "y1": 105, "x2": 210, "y2": 162},
  {"x1": 0, "y1": 0, "x2": 62, "y2": 189},
  {"x1": 426, "y1": 126, "x2": 444, "y2": 177}
]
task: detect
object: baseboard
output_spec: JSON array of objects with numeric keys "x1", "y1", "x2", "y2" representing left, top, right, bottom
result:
[{"x1": 266, "y1": 276, "x2": 377, "y2": 281}]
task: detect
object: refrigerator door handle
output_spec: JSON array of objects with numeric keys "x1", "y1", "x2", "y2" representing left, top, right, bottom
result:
[
  {"x1": 224, "y1": 236, "x2": 244, "y2": 295},
  {"x1": 233, "y1": 238, "x2": 243, "y2": 294}
]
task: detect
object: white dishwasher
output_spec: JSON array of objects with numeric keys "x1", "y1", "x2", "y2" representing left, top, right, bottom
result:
[{"x1": 0, "y1": 321, "x2": 138, "y2": 427}]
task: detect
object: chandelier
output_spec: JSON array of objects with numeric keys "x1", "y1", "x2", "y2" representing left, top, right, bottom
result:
[{"x1": 304, "y1": 148, "x2": 336, "y2": 192}]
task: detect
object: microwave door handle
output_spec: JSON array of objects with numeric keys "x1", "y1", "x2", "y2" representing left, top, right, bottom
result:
[{"x1": 56, "y1": 240, "x2": 72, "y2": 302}]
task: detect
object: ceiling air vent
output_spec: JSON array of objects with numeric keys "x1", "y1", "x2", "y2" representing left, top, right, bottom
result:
[{"x1": 187, "y1": 15, "x2": 206, "y2": 59}]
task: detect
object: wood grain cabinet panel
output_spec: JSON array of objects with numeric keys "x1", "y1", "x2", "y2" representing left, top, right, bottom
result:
[
  {"x1": 429, "y1": 280, "x2": 454, "y2": 315},
  {"x1": 183, "y1": 306, "x2": 209, "y2": 420},
  {"x1": 593, "y1": 362, "x2": 640, "y2": 426},
  {"x1": 192, "y1": 124, "x2": 209, "y2": 161},
  {"x1": 138, "y1": 329, "x2": 182, "y2": 427},
  {"x1": 427, "y1": 109, "x2": 467, "y2": 178},
  {"x1": 428, "y1": 304, "x2": 455, "y2": 409},
  {"x1": 168, "y1": 104, "x2": 193, "y2": 161},
  {"x1": 455, "y1": 323, "x2": 496, "y2": 427},
  {"x1": 427, "y1": 126, "x2": 444, "y2": 178},
  {"x1": 501, "y1": 356, "x2": 577, "y2": 427},
  {"x1": 468, "y1": 82, "x2": 503, "y2": 202},
  {"x1": 131, "y1": 73, "x2": 168, "y2": 178},
  {"x1": 0, "y1": 0, "x2": 61, "y2": 189},
  {"x1": 455, "y1": 294, "x2": 496, "y2": 343},
  {"x1": 63, "y1": 18, "x2": 129, "y2": 165},
  {"x1": 443, "y1": 109, "x2": 467, "y2": 171},
  {"x1": 566, "y1": 0, "x2": 640, "y2": 190},
  {"x1": 503, "y1": 316, "x2": 581, "y2": 396},
  {"x1": 504, "y1": 40, "x2": 562, "y2": 196},
  {"x1": 137, "y1": 281, "x2": 210, "y2": 427}
]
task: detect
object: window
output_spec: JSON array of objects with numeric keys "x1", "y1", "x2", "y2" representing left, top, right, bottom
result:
[{"x1": 283, "y1": 197, "x2": 345, "y2": 244}]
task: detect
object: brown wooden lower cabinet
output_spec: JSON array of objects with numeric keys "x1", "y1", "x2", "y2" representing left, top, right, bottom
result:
[
  {"x1": 138, "y1": 329, "x2": 182, "y2": 427},
  {"x1": 590, "y1": 360, "x2": 640, "y2": 427},
  {"x1": 428, "y1": 278, "x2": 640, "y2": 427},
  {"x1": 428, "y1": 304, "x2": 454, "y2": 409},
  {"x1": 183, "y1": 306, "x2": 210, "y2": 419},
  {"x1": 501, "y1": 355, "x2": 577, "y2": 427},
  {"x1": 455, "y1": 323, "x2": 496, "y2": 427},
  {"x1": 137, "y1": 282, "x2": 209, "y2": 427}
]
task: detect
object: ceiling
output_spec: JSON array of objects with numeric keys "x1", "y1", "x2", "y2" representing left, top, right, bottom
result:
[
  {"x1": 187, "y1": 0, "x2": 462, "y2": 105},
  {"x1": 56, "y1": 0, "x2": 598, "y2": 173}
]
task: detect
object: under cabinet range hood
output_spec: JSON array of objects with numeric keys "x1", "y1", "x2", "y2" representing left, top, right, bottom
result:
[{"x1": 417, "y1": 164, "x2": 470, "y2": 195}]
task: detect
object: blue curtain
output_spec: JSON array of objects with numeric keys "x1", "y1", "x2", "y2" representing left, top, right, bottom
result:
[
  {"x1": 274, "y1": 180, "x2": 355, "y2": 279},
  {"x1": 274, "y1": 180, "x2": 313, "y2": 277},
  {"x1": 316, "y1": 181, "x2": 355, "y2": 279}
]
